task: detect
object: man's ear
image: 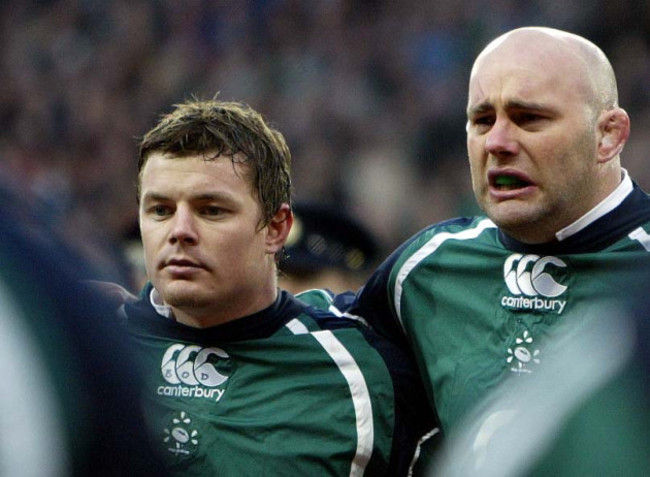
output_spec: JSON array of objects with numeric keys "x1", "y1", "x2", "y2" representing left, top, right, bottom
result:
[
  {"x1": 597, "y1": 107, "x2": 630, "y2": 163},
  {"x1": 266, "y1": 203, "x2": 293, "y2": 254}
]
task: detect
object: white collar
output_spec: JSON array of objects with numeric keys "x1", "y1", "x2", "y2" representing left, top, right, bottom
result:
[
  {"x1": 556, "y1": 169, "x2": 633, "y2": 242},
  {"x1": 149, "y1": 287, "x2": 175, "y2": 319}
]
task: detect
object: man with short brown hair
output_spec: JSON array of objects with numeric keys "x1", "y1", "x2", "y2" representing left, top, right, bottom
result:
[{"x1": 126, "y1": 98, "x2": 436, "y2": 476}]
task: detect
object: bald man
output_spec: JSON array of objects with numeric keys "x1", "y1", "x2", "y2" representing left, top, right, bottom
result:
[
  {"x1": 298, "y1": 27, "x2": 650, "y2": 442},
  {"x1": 467, "y1": 27, "x2": 629, "y2": 243}
]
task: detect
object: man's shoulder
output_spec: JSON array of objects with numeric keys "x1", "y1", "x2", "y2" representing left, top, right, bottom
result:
[
  {"x1": 291, "y1": 290, "x2": 378, "y2": 342},
  {"x1": 292, "y1": 289, "x2": 412, "y2": 357},
  {"x1": 295, "y1": 288, "x2": 354, "y2": 312},
  {"x1": 401, "y1": 215, "x2": 497, "y2": 252},
  {"x1": 390, "y1": 215, "x2": 498, "y2": 271},
  {"x1": 288, "y1": 292, "x2": 437, "y2": 476},
  {"x1": 417, "y1": 215, "x2": 495, "y2": 239}
]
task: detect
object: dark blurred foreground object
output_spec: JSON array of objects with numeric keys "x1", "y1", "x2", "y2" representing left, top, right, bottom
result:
[
  {"x1": 280, "y1": 202, "x2": 380, "y2": 293},
  {"x1": 0, "y1": 185, "x2": 166, "y2": 477}
]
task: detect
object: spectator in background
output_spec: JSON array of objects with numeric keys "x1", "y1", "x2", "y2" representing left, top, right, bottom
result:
[
  {"x1": 11, "y1": 1, "x2": 650, "y2": 277},
  {"x1": 280, "y1": 201, "x2": 380, "y2": 294}
]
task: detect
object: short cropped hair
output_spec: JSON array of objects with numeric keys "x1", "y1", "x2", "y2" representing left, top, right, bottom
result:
[{"x1": 138, "y1": 98, "x2": 292, "y2": 227}]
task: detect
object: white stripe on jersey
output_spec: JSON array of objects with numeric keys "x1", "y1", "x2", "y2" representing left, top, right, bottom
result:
[
  {"x1": 629, "y1": 227, "x2": 650, "y2": 251},
  {"x1": 285, "y1": 317, "x2": 310, "y2": 335},
  {"x1": 286, "y1": 319, "x2": 374, "y2": 477},
  {"x1": 393, "y1": 218, "x2": 497, "y2": 329}
]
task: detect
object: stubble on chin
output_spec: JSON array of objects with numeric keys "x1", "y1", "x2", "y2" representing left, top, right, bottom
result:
[
  {"x1": 489, "y1": 200, "x2": 558, "y2": 243},
  {"x1": 161, "y1": 285, "x2": 211, "y2": 311}
]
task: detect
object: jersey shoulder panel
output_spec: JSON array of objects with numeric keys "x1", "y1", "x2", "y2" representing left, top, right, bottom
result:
[
  {"x1": 388, "y1": 216, "x2": 498, "y2": 324},
  {"x1": 294, "y1": 288, "x2": 335, "y2": 310},
  {"x1": 286, "y1": 301, "x2": 440, "y2": 476},
  {"x1": 391, "y1": 215, "x2": 497, "y2": 271},
  {"x1": 622, "y1": 219, "x2": 650, "y2": 252}
]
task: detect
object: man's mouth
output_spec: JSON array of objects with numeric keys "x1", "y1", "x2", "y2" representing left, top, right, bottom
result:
[
  {"x1": 492, "y1": 175, "x2": 531, "y2": 191},
  {"x1": 167, "y1": 259, "x2": 200, "y2": 267},
  {"x1": 162, "y1": 258, "x2": 205, "y2": 272}
]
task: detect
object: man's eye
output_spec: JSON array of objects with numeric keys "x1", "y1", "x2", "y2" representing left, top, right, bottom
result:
[
  {"x1": 201, "y1": 206, "x2": 222, "y2": 216},
  {"x1": 515, "y1": 112, "x2": 545, "y2": 124},
  {"x1": 471, "y1": 116, "x2": 495, "y2": 129},
  {"x1": 467, "y1": 116, "x2": 494, "y2": 134},
  {"x1": 151, "y1": 205, "x2": 171, "y2": 217}
]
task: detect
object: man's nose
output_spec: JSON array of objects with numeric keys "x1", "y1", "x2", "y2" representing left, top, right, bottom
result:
[
  {"x1": 169, "y1": 207, "x2": 198, "y2": 245},
  {"x1": 485, "y1": 118, "x2": 520, "y2": 158}
]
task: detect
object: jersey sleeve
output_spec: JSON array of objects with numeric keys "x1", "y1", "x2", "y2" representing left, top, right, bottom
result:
[
  {"x1": 359, "y1": 325, "x2": 442, "y2": 475},
  {"x1": 345, "y1": 234, "x2": 421, "y2": 347},
  {"x1": 301, "y1": 302, "x2": 442, "y2": 476}
]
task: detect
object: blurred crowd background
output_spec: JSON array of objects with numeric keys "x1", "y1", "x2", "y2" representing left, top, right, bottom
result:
[{"x1": 2, "y1": 0, "x2": 650, "y2": 290}]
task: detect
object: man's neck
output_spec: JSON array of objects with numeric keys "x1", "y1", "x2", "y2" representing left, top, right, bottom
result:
[
  {"x1": 150, "y1": 286, "x2": 279, "y2": 329},
  {"x1": 502, "y1": 169, "x2": 630, "y2": 245}
]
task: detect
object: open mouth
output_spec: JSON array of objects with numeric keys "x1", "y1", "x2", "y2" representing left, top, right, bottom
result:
[{"x1": 492, "y1": 175, "x2": 531, "y2": 191}]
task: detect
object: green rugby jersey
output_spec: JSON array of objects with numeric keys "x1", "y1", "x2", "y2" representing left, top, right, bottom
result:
[
  {"x1": 125, "y1": 285, "x2": 436, "y2": 476},
  {"x1": 309, "y1": 176, "x2": 650, "y2": 436}
]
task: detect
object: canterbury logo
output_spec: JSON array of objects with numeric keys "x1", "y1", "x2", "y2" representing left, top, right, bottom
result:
[
  {"x1": 161, "y1": 344, "x2": 230, "y2": 387},
  {"x1": 503, "y1": 254, "x2": 567, "y2": 298}
]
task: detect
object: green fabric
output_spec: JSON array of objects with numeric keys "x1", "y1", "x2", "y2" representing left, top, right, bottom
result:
[
  {"x1": 129, "y1": 314, "x2": 396, "y2": 476},
  {"x1": 430, "y1": 308, "x2": 650, "y2": 476},
  {"x1": 529, "y1": 365, "x2": 650, "y2": 477},
  {"x1": 385, "y1": 216, "x2": 650, "y2": 433},
  {"x1": 299, "y1": 215, "x2": 650, "y2": 439}
]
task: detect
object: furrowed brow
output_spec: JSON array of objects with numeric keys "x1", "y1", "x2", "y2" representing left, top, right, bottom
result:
[
  {"x1": 468, "y1": 99, "x2": 553, "y2": 117},
  {"x1": 505, "y1": 99, "x2": 555, "y2": 114},
  {"x1": 467, "y1": 102, "x2": 493, "y2": 118}
]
